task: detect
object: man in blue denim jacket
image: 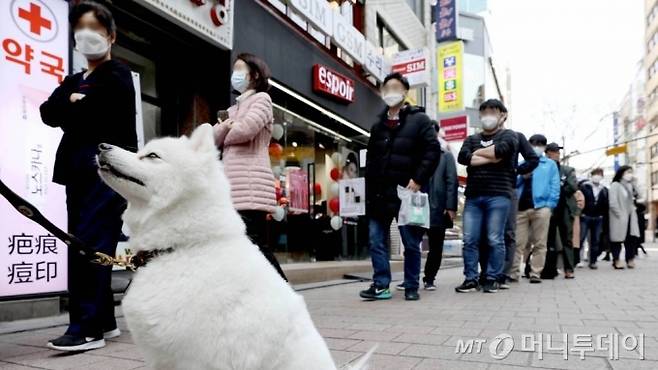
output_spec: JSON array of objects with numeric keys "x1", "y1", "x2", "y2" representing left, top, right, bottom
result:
[{"x1": 509, "y1": 134, "x2": 560, "y2": 283}]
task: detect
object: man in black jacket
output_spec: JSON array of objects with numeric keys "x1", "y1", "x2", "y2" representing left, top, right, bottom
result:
[
  {"x1": 456, "y1": 99, "x2": 518, "y2": 294},
  {"x1": 360, "y1": 73, "x2": 440, "y2": 301},
  {"x1": 578, "y1": 168, "x2": 608, "y2": 269},
  {"x1": 40, "y1": 1, "x2": 136, "y2": 351}
]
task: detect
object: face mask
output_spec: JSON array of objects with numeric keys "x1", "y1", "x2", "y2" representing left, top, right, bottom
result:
[
  {"x1": 231, "y1": 70, "x2": 250, "y2": 93},
  {"x1": 74, "y1": 29, "x2": 110, "y2": 60},
  {"x1": 533, "y1": 146, "x2": 545, "y2": 156},
  {"x1": 591, "y1": 175, "x2": 603, "y2": 184},
  {"x1": 382, "y1": 93, "x2": 404, "y2": 107},
  {"x1": 623, "y1": 173, "x2": 634, "y2": 182},
  {"x1": 481, "y1": 115, "x2": 499, "y2": 130}
]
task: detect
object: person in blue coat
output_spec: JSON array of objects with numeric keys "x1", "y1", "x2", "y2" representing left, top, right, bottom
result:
[{"x1": 509, "y1": 134, "x2": 560, "y2": 283}]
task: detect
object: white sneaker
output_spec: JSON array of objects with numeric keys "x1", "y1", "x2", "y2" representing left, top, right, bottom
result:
[{"x1": 104, "y1": 328, "x2": 121, "y2": 339}]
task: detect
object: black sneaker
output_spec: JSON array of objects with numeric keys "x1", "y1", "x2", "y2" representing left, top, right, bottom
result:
[
  {"x1": 395, "y1": 283, "x2": 406, "y2": 291},
  {"x1": 47, "y1": 335, "x2": 105, "y2": 352},
  {"x1": 405, "y1": 289, "x2": 420, "y2": 301},
  {"x1": 455, "y1": 279, "x2": 479, "y2": 293},
  {"x1": 482, "y1": 280, "x2": 499, "y2": 293},
  {"x1": 423, "y1": 281, "x2": 437, "y2": 291},
  {"x1": 530, "y1": 276, "x2": 542, "y2": 284},
  {"x1": 359, "y1": 284, "x2": 392, "y2": 300}
]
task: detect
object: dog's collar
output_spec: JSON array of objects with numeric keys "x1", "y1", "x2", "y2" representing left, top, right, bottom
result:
[{"x1": 130, "y1": 248, "x2": 175, "y2": 269}]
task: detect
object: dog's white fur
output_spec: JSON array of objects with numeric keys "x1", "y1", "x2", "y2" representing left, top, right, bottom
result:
[{"x1": 97, "y1": 124, "x2": 372, "y2": 370}]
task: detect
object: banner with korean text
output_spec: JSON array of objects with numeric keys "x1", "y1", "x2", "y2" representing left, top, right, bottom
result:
[
  {"x1": 0, "y1": 0, "x2": 69, "y2": 298},
  {"x1": 438, "y1": 41, "x2": 464, "y2": 113}
]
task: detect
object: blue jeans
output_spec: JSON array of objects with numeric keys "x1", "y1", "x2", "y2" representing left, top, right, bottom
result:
[
  {"x1": 580, "y1": 215, "x2": 603, "y2": 264},
  {"x1": 369, "y1": 217, "x2": 425, "y2": 290},
  {"x1": 462, "y1": 196, "x2": 511, "y2": 281}
]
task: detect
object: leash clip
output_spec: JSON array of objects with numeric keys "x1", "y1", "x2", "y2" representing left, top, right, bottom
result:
[{"x1": 92, "y1": 252, "x2": 137, "y2": 271}]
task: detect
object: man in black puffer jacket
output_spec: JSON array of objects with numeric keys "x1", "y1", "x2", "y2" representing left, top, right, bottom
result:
[{"x1": 359, "y1": 73, "x2": 441, "y2": 302}]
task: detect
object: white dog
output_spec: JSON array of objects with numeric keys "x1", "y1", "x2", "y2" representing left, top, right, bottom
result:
[{"x1": 97, "y1": 124, "x2": 372, "y2": 370}]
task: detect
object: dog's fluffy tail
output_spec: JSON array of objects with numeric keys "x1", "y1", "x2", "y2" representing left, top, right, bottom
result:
[{"x1": 342, "y1": 345, "x2": 377, "y2": 370}]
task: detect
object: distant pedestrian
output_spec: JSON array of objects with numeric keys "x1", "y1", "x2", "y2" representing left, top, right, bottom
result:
[
  {"x1": 577, "y1": 168, "x2": 608, "y2": 269},
  {"x1": 608, "y1": 166, "x2": 640, "y2": 269},
  {"x1": 541, "y1": 143, "x2": 578, "y2": 279}
]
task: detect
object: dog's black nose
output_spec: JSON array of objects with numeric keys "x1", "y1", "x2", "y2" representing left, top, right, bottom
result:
[{"x1": 99, "y1": 143, "x2": 113, "y2": 152}]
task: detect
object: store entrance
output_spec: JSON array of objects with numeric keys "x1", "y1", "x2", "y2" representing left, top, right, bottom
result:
[
  {"x1": 109, "y1": 1, "x2": 231, "y2": 141},
  {"x1": 268, "y1": 88, "x2": 370, "y2": 263}
]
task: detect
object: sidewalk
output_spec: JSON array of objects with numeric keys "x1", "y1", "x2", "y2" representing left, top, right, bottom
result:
[{"x1": 1, "y1": 247, "x2": 657, "y2": 369}]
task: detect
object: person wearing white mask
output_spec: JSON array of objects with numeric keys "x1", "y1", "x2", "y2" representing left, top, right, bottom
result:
[
  {"x1": 608, "y1": 166, "x2": 640, "y2": 269},
  {"x1": 508, "y1": 134, "x2": 560, "y2": 284},
  {"x1": 455, "y1": 99, "x2": 519, "y2": 294},
  {"x1": 577, "y1": 168, "x2": 609, "y2": 269},
  {"x1": 40, "y1": 1, "x2": 136, "y2": 352},
  {"x1": 360, "y1": 73, "x2": 440, "y2": 302},
  {"x1": 213, "y1": 53, "x2": 287, "y2": 282}
]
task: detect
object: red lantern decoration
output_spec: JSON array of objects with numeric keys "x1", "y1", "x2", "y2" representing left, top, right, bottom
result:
[
  {"x1": 269, "y1": 143, "x2": 283, "y2": 159},
  {"x1": 329, "y1": 197, "x2": 340, "y2": 213},
  {"x1": 314, "y1": 183, "x2": 322, "y2": 196},
  {"x1": 330, "y1": 168, "x2": 341, "y2": 181}
]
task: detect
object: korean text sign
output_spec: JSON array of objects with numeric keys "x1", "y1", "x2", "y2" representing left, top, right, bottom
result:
[
  {"x1": 438, "y1": 41, "x2": 464, "y2": 113},
  {"x1": 435, "y1": 0, "x2": 458, "y2": 43},
  {"x1": 0, "y1": 0, "x2": 69, "y2": 298}
]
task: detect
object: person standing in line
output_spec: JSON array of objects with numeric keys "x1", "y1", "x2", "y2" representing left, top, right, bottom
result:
[
  {"x1": 40, "y1": 1, "x2": 136, "y2": 351},
  {"x1": 477, "y1": 129, "x2": 539, "y2": 289},
  {"x1": 608, "y1": 166, "x2": 640, "y2": 269},
  {"x1": 508, "y1": 134, "x2": 560, "y2": 284},
  {"x1": 214, "y1": 53, "x2": 287, "y2": 281},
  {"x1": 577, "y1": 168, "x2": 609, "y2": 269},
  {"x1": 541, "y1": 143, "x2": 578, "y2": 279},
  {"x1": 455, "y1": 99, "x2": 518, "y2": 294},
  {"x1": 360, "y1": 72, "x2": 440, "y2": 301},
  {"x1": 396, "y1": 124, "x2": 457, "y2": 291}
]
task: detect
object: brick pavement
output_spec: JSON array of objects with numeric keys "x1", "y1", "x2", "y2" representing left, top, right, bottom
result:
[{"x1": 1, "y1": 246, "x2": 657, "y2": 369}]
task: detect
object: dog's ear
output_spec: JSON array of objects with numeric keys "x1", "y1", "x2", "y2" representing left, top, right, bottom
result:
[{"x1": 189, "y1": 123, "x2": 216, "y2": 153}]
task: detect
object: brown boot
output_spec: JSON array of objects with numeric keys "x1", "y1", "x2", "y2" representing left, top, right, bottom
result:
[
  {"x1": 613, "y1": 260, "x2": 625, "y2": 269},
  {"x1": 627, "y1": 259, "x2": 635, "y2": 269}
]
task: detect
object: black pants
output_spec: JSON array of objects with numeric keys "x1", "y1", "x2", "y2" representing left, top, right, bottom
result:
[
  {"x1": 423, "y1": 225, "x2": 446, "y2": 284},
  {"x1": 239, "y1": 210, "x2": 288, "y2": 282},
  {"x1": 611, "y1": 218, "x2": 637, "y2": 263},
  {"x1": 542, "y1": 209, "x2": 575, "y2": 278},
  {"x1": 65, "y1": 177, "x2": 125, "y2": 338}
]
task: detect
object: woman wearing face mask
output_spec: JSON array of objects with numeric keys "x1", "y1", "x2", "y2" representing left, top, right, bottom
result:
[
  {"x1": 608, "y1": 166, "x2": 640, "y2": 269},
  {"x1": 214, "y1": 53, "x2": 287, "y2": 282},
  {"x1": 39, "y1": 1, "x2": 136, "y2": 351}
]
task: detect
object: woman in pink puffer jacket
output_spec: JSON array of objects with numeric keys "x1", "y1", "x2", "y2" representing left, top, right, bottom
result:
[{"x1": 214, "y1": 53, "x2": 287, "y2": 281}]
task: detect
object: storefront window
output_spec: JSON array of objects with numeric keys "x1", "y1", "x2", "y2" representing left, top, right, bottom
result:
[{"x1": 268, "y1": 105, "x2": 368, "y2": 262}]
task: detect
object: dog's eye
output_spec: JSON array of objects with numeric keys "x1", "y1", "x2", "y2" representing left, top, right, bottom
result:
[{"x1": 146, "y1": 153, "x2": 160, "y2": 159}]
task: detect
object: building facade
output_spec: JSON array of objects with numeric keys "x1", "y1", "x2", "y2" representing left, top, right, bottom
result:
[{"x1": 645, "y1": 0, "x2": 658, "y2": 238}]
